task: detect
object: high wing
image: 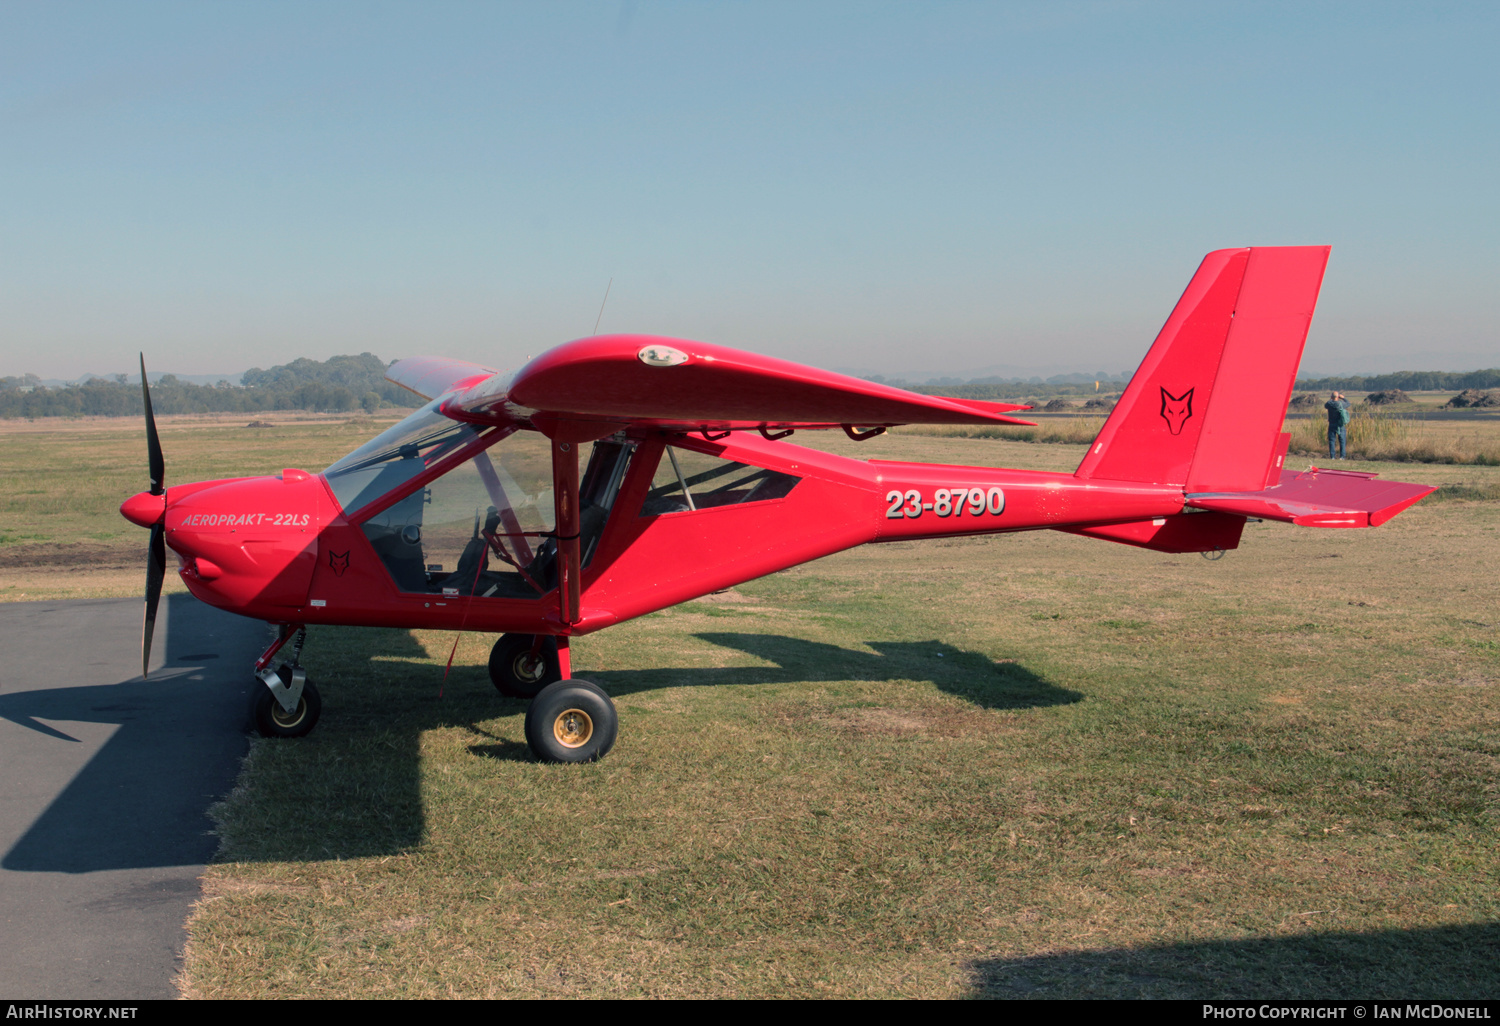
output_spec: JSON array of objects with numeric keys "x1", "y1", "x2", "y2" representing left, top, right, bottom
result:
[{"x1": 394, "y1": 334, "x2": 1034, "y2": 438}]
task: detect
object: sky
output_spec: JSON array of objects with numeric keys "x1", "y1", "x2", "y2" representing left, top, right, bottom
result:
[{"x1": 1, "y1": 1, "x2": 1496, "y2": 382}]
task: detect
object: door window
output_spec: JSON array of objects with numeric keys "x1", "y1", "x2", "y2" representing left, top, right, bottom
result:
[
  {"x1": 358, "y1": 433, "x2": 634, "y2": 597},
  {"x1": 640, "y1": 445, "x2": 799, "y2": 516}
]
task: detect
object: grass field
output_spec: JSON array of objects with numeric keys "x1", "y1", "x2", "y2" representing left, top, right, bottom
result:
[
  {"x1": 0, "y1": 412, "x2": 400, "y2": 602},
  {"x1": 1286, "y1": 405, "x2": 1500, "y2": 466},
  {"x1": 3, "y1": 415, "x2": 1497, "y2": 998}
]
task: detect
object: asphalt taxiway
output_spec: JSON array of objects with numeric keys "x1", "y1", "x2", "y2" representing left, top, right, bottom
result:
[{"x1": 0, "y1": 594, "x2": 263, "y2": 998}]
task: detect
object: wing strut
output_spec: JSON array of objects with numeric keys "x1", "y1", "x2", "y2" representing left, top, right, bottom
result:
[{"x1": 551, "y1": 439, "x2": 583, "y2": 626}]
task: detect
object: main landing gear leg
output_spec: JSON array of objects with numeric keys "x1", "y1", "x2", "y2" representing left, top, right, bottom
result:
[
  {"x1": 250, "y1": 623, "x2": 322, "y2": 738},
  {"x1": 520, "y1": 635, "x2": 619, "y2": 763},
  {"x1": 511, "y1": 438, "x2": 618, "y2": 763}
]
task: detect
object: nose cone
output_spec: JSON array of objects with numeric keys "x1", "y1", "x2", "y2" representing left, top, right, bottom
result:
[{"x1": 121, "y1": 490, "x2": 166, "y2": 527}]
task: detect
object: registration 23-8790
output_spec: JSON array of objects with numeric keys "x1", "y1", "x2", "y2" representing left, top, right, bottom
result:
[{"x1": 885, "y1": 487, "x2": 1006, "y2": 519}]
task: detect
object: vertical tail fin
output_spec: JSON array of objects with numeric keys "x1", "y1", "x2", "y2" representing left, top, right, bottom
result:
[{"x1": 1076, "y1": 246, "x2": 1329, "y2": 491}]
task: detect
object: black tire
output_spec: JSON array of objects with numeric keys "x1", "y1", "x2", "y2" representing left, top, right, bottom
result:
[
  {"x1": 488, "y1": 633, "x2": 561, "y2": 699},
  {"x1": 250, "y1": 669, "x2": 322, "y2": 738},
  {"x1": 523, "y1": 679, "x2": 618, "y2": 764}
]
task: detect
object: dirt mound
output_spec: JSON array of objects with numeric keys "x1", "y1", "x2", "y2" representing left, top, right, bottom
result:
[
  {"x1": 1289, "y1": 393, "x2": 1322, "y2": 408},
  {"x1": 245, "y1": 420, "x2": 275, "y2": 428},
  {"x1": 1365, "y1": 389, "x2": 1413, "y2": 405},
  {"x1": 1083, "y1": 397, "x2": 1116, "y2": 409},
  {"x1": 1043, "y1": 398, "x2": 1075, "y2": 411},
  {"x1": 0, "y1": 542, "x2": 136, "y2": 571},
  {"x1": 1446, "y1": 389, "x2": 1500, "y2": 408}
]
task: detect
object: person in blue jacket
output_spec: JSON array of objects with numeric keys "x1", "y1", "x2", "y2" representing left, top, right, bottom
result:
[{"x1": 1325, "y1": 391, "x2": 1351, "y2": 459}]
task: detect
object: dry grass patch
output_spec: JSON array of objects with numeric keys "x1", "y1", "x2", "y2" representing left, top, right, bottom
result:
[
  {"x1": 896, "y1": 416, "x2": 1105, "y2": 447},
  {"x1": 1288, "y1": 409, "x2": 1500, "y2": 465}
]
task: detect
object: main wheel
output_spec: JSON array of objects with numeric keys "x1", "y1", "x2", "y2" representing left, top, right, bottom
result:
[
  {"x1": 524, "y1": 679, "x2": 618, "y2": 763},
  {"x1": 250, "y1": 669, "x2": 322, "y2": 738},
  {"x1": 488, "y1": 633, "x2": 561, "y2": 699}
]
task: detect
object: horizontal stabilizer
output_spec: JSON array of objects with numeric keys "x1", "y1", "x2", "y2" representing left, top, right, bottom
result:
[
  {"x1": 1186, "y1": 467, "x2": 1436, "y2": 528},
  {"x1": 387, "y1": 356, "x2": 500, "y2": 401}
]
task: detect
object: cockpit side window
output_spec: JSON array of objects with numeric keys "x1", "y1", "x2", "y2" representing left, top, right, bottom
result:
[
  {"x1": 355, "y1": 432, "x2": 635, "y2": 599},
  {"x1": 639, "y1": 445, "x2": 799, "y2": 517}
]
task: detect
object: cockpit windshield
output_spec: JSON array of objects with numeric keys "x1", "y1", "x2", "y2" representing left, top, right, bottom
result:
[{"x1": 323, "y1": 398, "x2": 484, "y2": 515}]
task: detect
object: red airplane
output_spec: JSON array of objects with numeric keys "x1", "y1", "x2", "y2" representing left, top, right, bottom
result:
[{"x1": 120, "y1": 247, "x2": 1434, "y2": 763}]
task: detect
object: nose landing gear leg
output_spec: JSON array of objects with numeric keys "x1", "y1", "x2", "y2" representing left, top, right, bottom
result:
[{"x1": 250, "y1": 624, "x2": 322, "y2": 738}]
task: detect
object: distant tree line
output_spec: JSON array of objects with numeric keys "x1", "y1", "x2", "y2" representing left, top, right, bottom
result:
[
  {"x1": 918, "y1": 369, "x2": 1500, "y2": 401},
  {"x1": 1294, "y1": 369, "x2": 1500, "y2": 392},
  {"x1": 7, "y1": 354, "x2": 1497, "y2": 419},
  {"x1": 0, "y1": 353, "x2": 424, "y2": 419},
  {"x1": 911, "y1": 381, "x2": 1128, "y2": 400}
]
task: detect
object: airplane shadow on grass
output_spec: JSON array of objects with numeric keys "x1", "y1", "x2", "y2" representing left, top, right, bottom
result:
[
  {"x1": 588, "y1": 633, "x2": 1083, "y2": 712},
  {"x1": 2, "y1": 622, "x2": 1072, "y2": 870},
  {"x1": 464, "y1": 635, "x2": 1076, "y2": 764},
  {"x1": 964, "y1": 922, "x2": 1500, "y2": 998},
  {"x1": 205, "y1": 630, "x2": 1081, "y2": 864}
]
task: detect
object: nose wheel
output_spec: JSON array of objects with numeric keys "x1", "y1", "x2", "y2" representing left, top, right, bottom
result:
[
  {"x1": 251, "y1": 664, "x2": 322, "y2": 738},
  {"x1": 250, "y1": 624, "x2": 321, "y2": 738}
]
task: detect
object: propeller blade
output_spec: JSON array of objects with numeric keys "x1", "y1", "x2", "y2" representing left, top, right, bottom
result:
[
  {"x1": 140, "y1": 353, "x2": 164, "y2": 495},
  {"x1": 142, "y1": 522, "x2": 165, "y2": 678}
]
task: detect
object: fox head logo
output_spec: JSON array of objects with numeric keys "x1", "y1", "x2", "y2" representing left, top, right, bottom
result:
[
  {"x1": 1159, "y1": 387, "x2": 1194, "y2": 435},
  {"x1": 328, "y1": 550, "x2": 349, "y2": 577}
]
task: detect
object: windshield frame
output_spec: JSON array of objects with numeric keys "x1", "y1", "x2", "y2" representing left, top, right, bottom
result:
[{"x1": 323, "y1": 398, "x2": 478, "y2": 475}]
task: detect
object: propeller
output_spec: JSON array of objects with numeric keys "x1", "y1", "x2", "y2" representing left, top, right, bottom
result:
[{"x1": 140, "y1": 354, "x2": 166, "y2": 678}]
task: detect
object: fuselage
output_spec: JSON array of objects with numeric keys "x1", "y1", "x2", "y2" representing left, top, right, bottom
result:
[{"x1": 123, "y1": 414, "x2": 1213, "y2": 639}]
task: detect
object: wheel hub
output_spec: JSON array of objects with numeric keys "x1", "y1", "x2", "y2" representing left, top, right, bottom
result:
[
  {"x1": 270, "y1": 700, "x2": 306, "y2": 729},
  {"x1": 553, "y1": 708, "x2": 594, "y2": 748}
]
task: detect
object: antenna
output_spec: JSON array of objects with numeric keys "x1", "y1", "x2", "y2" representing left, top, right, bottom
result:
[{"x1": 593, "y1": 277, "x2": 613, "y2": 335}]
